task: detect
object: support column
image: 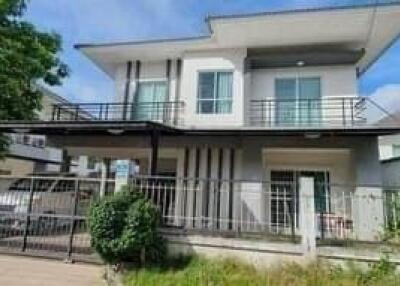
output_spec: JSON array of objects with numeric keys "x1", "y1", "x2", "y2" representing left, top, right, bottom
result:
[
  {"x1": 299, "y1": 176, "x2": 316, "y2": 258},
  {"x1": 100, "y1": 158, "x2": 111, "y2": 197},
  {"x1": 61, "y1": 149, "x2": 71, "y2": 173},
  {"x1": 150, "y1": 131, "x2": 159, "y2": 175},
  {"x1": 353, "y1": 137, "x2": 384, "y2": 241},
  {"x1": 240, "y1": 139, "x2": 264, "y2": 231}
]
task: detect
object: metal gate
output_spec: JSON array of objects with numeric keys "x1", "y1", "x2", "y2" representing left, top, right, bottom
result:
[{"x1": 0, "y1": 176, "x2": 114, "y2": 262}]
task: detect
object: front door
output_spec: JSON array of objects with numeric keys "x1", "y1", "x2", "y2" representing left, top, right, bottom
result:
[{"x1": 270, "y1": 170, "x2": 330, "y2": 230}]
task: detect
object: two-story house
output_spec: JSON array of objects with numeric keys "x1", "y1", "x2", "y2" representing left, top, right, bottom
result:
[{"x1": 1, "y1": 3, "x2": 400, "y2": 246}]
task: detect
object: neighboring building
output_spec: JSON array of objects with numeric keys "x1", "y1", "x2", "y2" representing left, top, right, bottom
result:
[
  {"x1": 0, "y1": 86, "x2": 101, "y2": 176},
  {"x1": 379, "y1": 134, "x2": 400, "y2": 161},
  {"x1": 1, "y1": 3, "x2": 400, "y2": 244},
  {"x1": 379, "y1": 133, "x2": 400, "y2": 187}
]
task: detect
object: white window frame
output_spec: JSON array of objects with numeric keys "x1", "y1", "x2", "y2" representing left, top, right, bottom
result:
[
  {"x1": 274, "y1": 76, "x2": 321, "y2": 124},
  {"x1": 196, "y1": 70, "x2": 233, "y2": 114}
]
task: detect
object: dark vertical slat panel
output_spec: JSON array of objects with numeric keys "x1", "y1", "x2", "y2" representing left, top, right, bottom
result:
[
  {"x1": 182, "y1": 148, "x2": 189, "y2": 221},
  {"x1": 122, "y1": 61, "x2": 132, "y2": 120},
  {"x1": 130, "y1": 61, "x2": 141, "y2": 120},
  {"x1": 174, "y1": 59, "x2": 182, "y2": 125},
  {"x1": 217, "y1": 148, "x2": 223, "y2": 229},
  {"x1": 166, "y1": 59, "x2": 171, "y2": 100},
  {"x1": 228, "y1": 148, "x2": 235, "y2": 230},
  {"x1": 150, "y1": 131, "x2": 159, "y2": 176},
  {"x1": 165, "y1": 59, "x2": 172, "y2": 122},
  {"x1": 204, "y1": 148, "x2": 212, "y2": 226},
  {"x1": 175, "y1": 59, "x2": 182, "y2": 102},
  {"x1": 193, "y1": 148, "x2": 200, "y2": 226}
]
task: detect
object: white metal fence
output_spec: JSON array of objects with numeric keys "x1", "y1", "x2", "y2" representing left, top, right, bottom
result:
[{"x1": 0, "y1": 175, "x2": 398, "y2": 260}]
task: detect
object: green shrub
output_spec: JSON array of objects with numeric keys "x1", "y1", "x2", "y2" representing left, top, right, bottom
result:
[
  {"x1": 88, "y1": 187, "x2": 166, "y2": 264},
  {"x1": 384, "y1": 195, "x2": 400, "y2": 242}
]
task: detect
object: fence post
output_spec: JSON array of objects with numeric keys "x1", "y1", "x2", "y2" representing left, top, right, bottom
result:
[
  {"x1": 99, "y1": 159, "x2": 108, "y2": 198},
  {"x1": 66, "y1": 179, "x2": 80, "y2": 260},
  {"x1": 22, "y1": 178, "x2": 35, "y2": 252},
  {"x1": 299, "y1": 176, "x2": 316, "y2": 258}
]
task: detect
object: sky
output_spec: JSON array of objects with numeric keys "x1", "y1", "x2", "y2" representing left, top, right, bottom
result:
[{"x1": 23, "y1": 0, "x2": 400, "y2": 112}]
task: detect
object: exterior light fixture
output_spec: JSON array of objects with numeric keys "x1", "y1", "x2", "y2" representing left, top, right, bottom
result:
[
  {"x1": 296, "y1": 60, "x2": 305, "y2": 67},
  {"x1": 13, "y1": 128, "x2": 31, "y2": 133},
  {"x1": 304, "y1": 132, "x2": 321, "y2": 139},
  {"x1": 107, "y1": 129, "x2": 124, "y2": 135}
]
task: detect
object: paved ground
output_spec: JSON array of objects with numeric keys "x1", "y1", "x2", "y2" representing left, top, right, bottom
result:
[{"x1": 0, "y1": 254, "x2": 103, "y2": 286}]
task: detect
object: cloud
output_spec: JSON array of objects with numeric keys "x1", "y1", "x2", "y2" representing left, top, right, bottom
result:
[{"x1": 367, "y1": 84, "x2": 400, "y2": 122}]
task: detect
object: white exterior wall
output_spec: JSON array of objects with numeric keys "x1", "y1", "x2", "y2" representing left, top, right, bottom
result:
[
  {"x1": 179, "y1": 48, "x2": 247, "y2": 127},
  {"x1": 382, "y1": 160, "x2": 400, "y2": 186},
  {"x1": 251, "y1": 65, "x2": 357, "y2": 101},
  {"x1": 114, "y1": 64, "x2": 127, "y2": 103}
]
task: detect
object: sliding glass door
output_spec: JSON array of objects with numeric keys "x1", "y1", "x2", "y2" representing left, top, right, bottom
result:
[
  {"x1": 132, "y1": 81, "x2": 168, "y2": 121},
  {"x1": 275, "y1": 77, "x2": 321, "y2": 126},
  {"x1": 275, "y1": 79, "x2": 297, "y2": 125}
]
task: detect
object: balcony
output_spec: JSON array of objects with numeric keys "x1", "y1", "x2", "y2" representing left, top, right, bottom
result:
[
  {"x1": 248, "y1": 96, "x2": 396, "y2": 128},
  {"x1": 43, "y1": 96, "x2": 398, "y2": 130},
  {"x1": 51, "y1": 101, "x2": 184, "y2": 126}
]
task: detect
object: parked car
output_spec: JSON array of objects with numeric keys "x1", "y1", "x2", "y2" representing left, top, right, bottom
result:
[{"x1": 0, "y1": 173, "x2": 96, "y2": 231}]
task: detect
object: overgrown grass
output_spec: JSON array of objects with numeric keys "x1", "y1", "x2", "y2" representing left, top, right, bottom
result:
[{"x1": 122, "y1": 256, "x2": 400, "y2": 286}]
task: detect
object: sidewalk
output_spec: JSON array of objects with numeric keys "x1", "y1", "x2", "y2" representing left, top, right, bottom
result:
[{"x1": 0, "y1": 254, "x2": 103, "y2": 286}]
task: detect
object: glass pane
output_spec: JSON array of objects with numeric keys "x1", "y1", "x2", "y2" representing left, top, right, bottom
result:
[
  {"x1": 198, "y1": 72, "x2": 215, "y2": 99},
  {"x1": 198, "y1": 100, "x2": 214, "y2": 114},
  {"x1": 300, "y1": 171, "x2": 329, "y2": 213},
  {"x1": 299, "y1": 78, "x2": 320, "y2": 100},
  {"x1": 275, "y1": 79, "x2": 296, "y2": 125},
  {"x1": 152, "y1": 82, "x2": 168, "y2": 120},
  {"x1": 270, "y1": 171, "x2": 296, "y2": 228},
  {"x1": 299, "y1": 78, "x2": 321, "y2": 125},
  {"x1": 216, "y1": 100, "x2": 232, "y2": 113},
  {"x1": 136, "y1": 82, "x2": 154, "y2": 103},
  {"x1": 153, "y1": 82, "x2": 168, "y2": 102},
  {"x1": 393, "y1": 145, "x2": 400, "y2": 157},
  {"x1": 216, "y1": 72, "x2": 233, "y2": 99},
  {"x1": 276, "y1": 79, "x2": 296, "y2": 100}
]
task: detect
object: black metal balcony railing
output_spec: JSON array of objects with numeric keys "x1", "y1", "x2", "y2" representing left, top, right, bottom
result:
[
  {"x1": 51, "y1": 101, "x2": 184, "y2": 125},
  {"x1": 48, "y1": 97, "x2": 397, "y2": 128},
  {"x1": 249, "y1": 97, "x2": 369, "y2": 127}
]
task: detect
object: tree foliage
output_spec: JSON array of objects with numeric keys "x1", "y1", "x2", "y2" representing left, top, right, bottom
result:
[
  {"x1": 0, "y1": 0, "x2": 68, "y2": 157},
  {"x1": 89, "y1": 188, "x2": 166, "y2": 264}
]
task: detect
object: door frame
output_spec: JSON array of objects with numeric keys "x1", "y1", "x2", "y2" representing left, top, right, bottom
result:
[
  {"x1": 274, "y1": 76, "x2": 322, "y2": 125},
  {"x1": 265, "y1": 165, "x2": 332, "y2": 233}
]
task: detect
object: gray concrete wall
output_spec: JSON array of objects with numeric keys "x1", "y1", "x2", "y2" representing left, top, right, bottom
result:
[{"x1": 382, "y1": 159, "x2": 400, "y2": 187}]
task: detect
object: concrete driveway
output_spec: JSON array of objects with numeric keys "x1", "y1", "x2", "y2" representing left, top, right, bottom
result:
[{"x1": 0, "y1": 255, "x2": 103, "y2": 286}]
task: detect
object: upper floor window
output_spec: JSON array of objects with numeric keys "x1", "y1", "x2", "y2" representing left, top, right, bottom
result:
[
  {"x1": 393, "y1": 145, "x2": 400, "y2": 157},
  {"x1": 197, "y1": 71, "x2": 233, "y2": 114},
  {"x1": 87, "y1": 156, "x2": 97, "y2": 170}
]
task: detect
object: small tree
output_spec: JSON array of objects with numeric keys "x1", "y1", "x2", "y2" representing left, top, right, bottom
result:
[{"x1": 88, "y1": 187, "x2": 166, "y2": 265}]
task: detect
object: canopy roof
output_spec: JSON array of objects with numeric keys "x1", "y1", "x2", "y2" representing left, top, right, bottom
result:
[{"x1": 76, "y1": 3, "x2": 400, "y2": 78}]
